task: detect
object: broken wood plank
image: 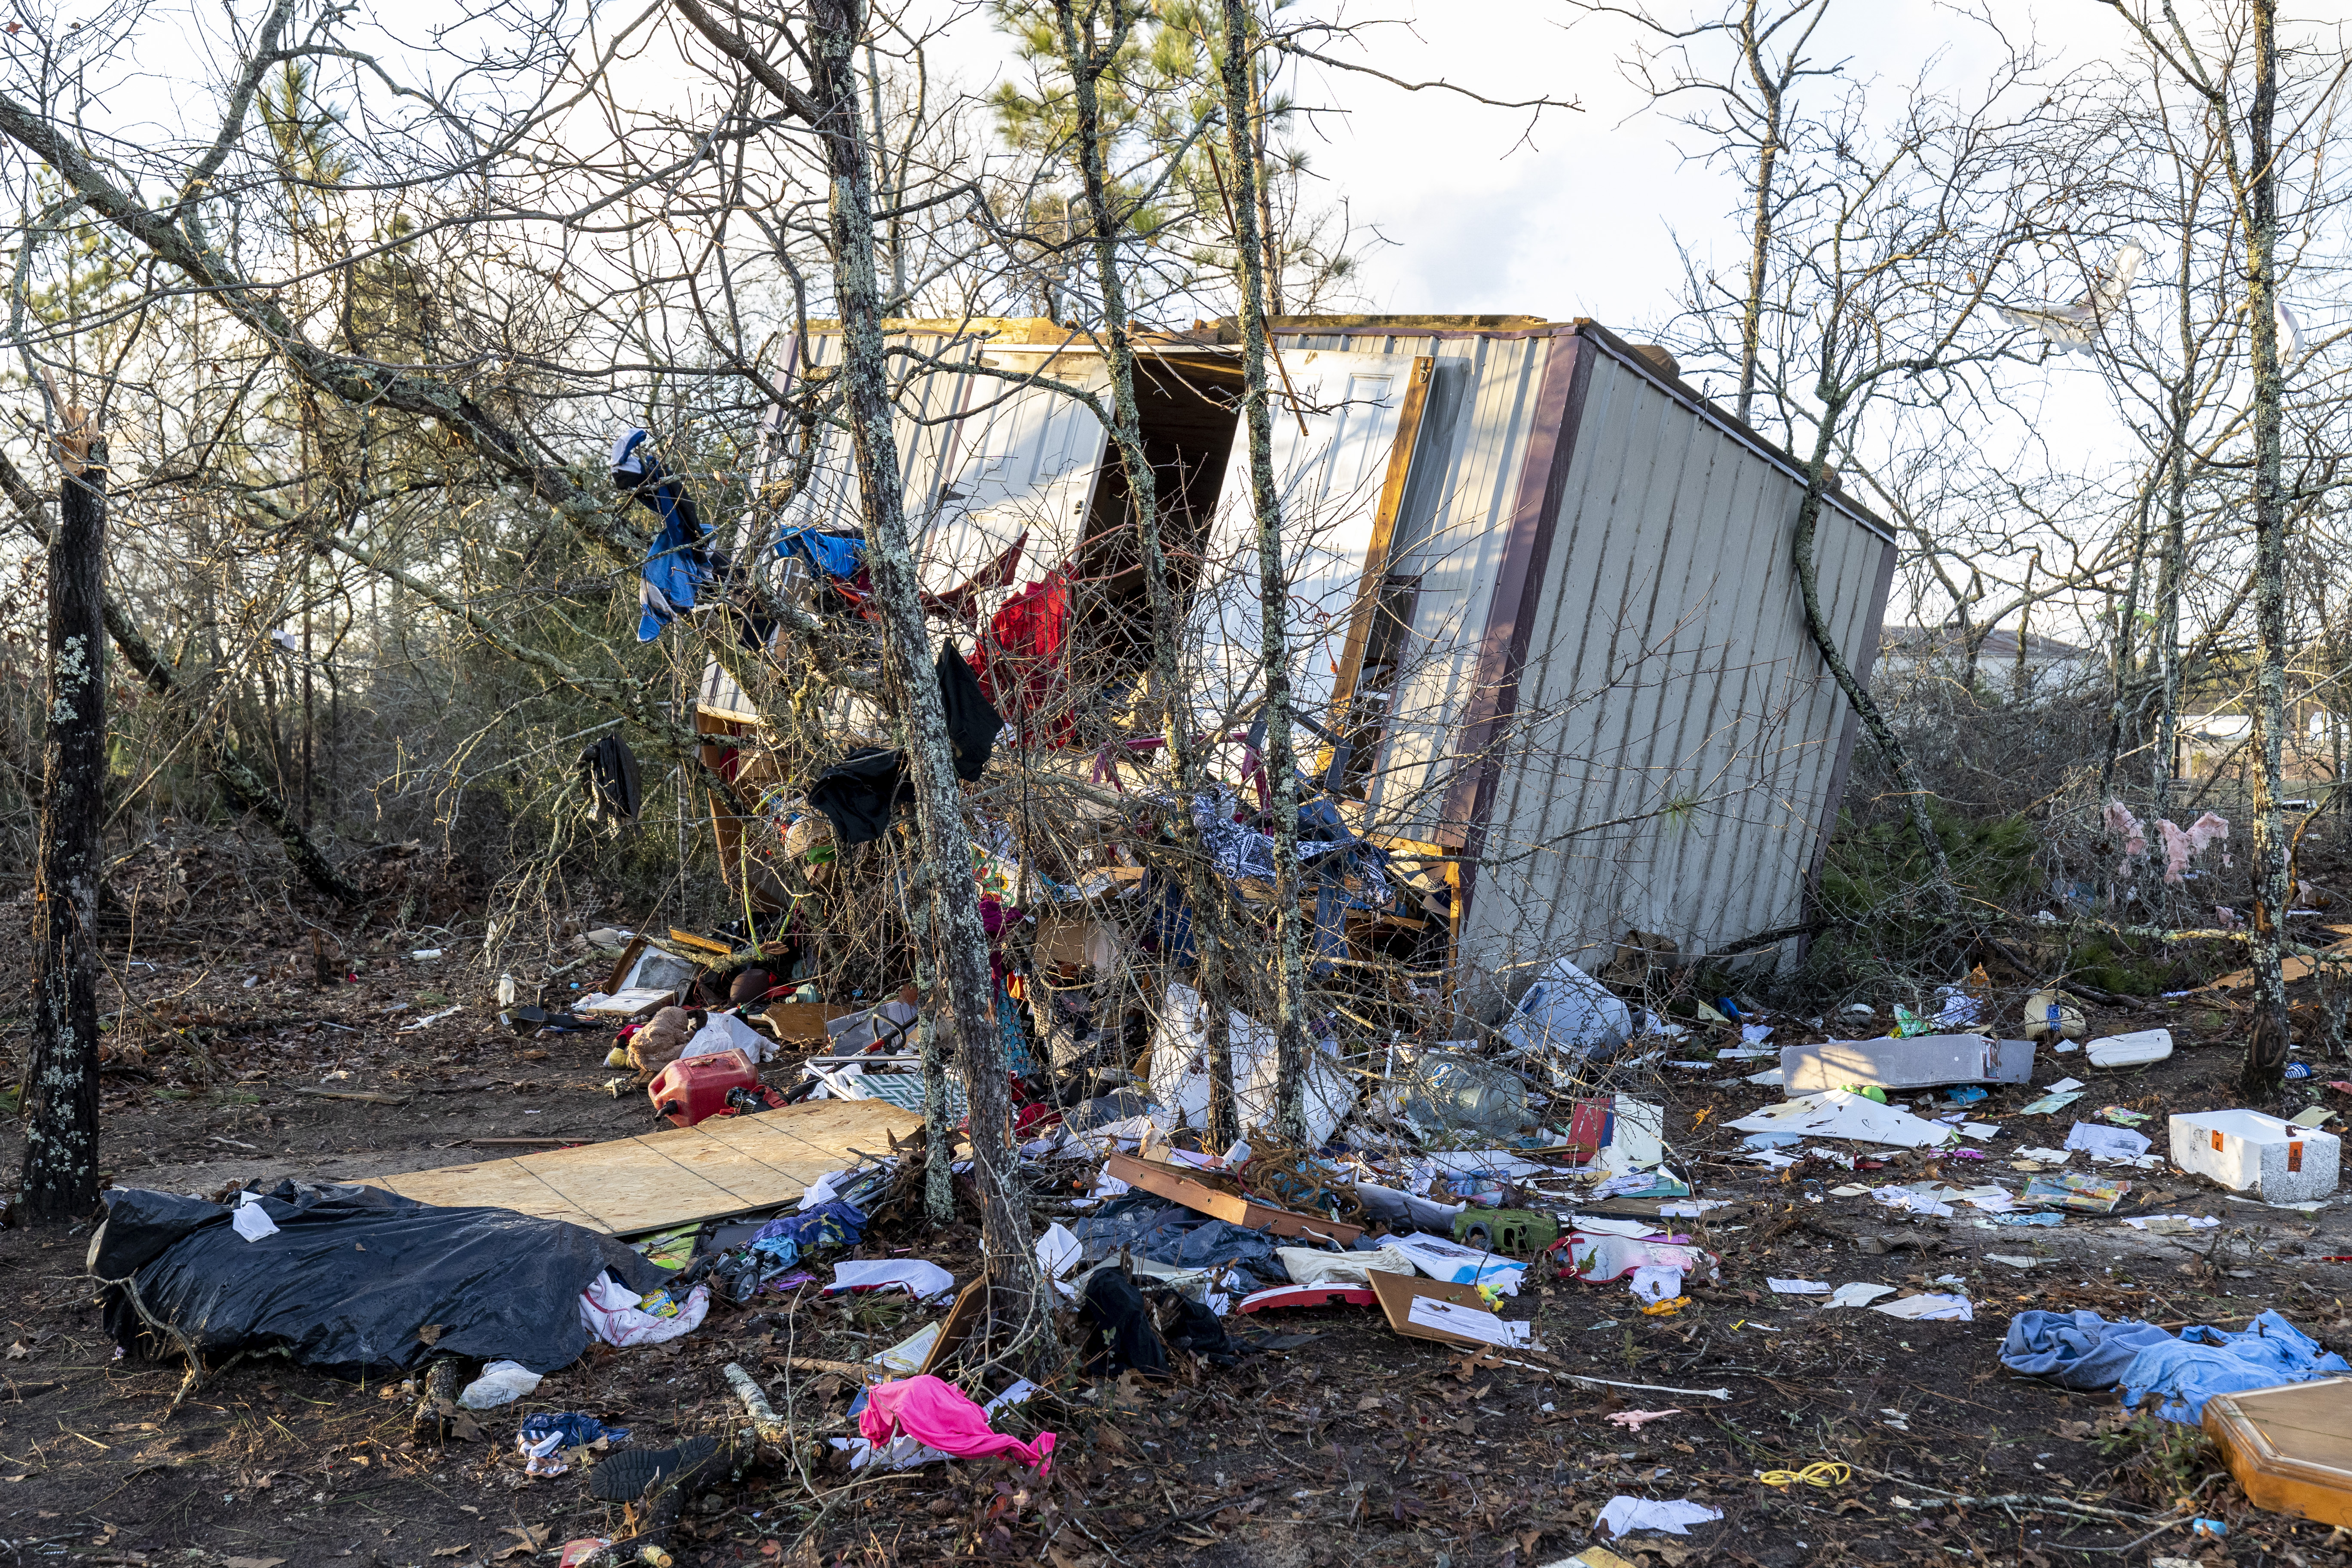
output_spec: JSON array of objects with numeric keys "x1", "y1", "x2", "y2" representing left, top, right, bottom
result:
[{"x1": 287, "y1": 1087, "x2": 413, "y2": 1106}]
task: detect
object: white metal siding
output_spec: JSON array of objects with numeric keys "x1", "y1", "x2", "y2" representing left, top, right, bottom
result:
[{"x1": 1458, "y1": 343, "x2": 1891, "y2": 980}]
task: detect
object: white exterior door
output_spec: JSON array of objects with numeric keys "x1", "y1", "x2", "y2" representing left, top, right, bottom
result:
[{"x1": 1189, "y1": 349, "x2": 1422, "y2": 733}]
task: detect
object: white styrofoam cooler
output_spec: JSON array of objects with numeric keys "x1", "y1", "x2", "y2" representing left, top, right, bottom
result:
[{"x1": 2168, "y1": 1109, "x2": 2341, "y2": 1203}]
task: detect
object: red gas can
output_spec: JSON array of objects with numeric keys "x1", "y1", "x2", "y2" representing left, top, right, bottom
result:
[{"x1": 648, "y1": 1049, "x2": 760, "y2": 1128}]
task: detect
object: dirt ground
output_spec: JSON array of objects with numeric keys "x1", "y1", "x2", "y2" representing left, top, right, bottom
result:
[{"x1": 0, "y1": 940, "x2": 2347, "y2": 1568}]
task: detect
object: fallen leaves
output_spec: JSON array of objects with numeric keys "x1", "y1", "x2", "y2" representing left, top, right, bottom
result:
[{"x1": 494, "y1": 1523, "x2": 551, "y2": 1559}]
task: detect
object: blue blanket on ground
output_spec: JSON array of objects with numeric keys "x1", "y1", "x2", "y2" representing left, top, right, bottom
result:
[{"x1": 2001, "y1": 1308, "x2": 2348, "y2": 1422}]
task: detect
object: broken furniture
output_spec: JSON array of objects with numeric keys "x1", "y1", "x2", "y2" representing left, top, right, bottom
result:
[{"x1": 2203, "y1": 1377, "x2": 2352, "y2": 1527}]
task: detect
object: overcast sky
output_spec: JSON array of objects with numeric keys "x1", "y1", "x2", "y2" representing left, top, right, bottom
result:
[{"x1": 934, "y1": 0, "x2": 2159, "y2": 334}]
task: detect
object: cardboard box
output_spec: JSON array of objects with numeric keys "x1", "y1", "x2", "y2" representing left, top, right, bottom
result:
[
  {"x1": 761, "y1": 1002, "x2": 854, "y2": 1046},
  {"x1": 1780, "y1": 1034, "x2": 2034, "y2": 1093},
  {"x1": 2170, "y1": 1109, "x2": 2341, "y2": 1204},
  {"x1": 1033, "y1": 917, "x2": 1095, "y2": 972}
]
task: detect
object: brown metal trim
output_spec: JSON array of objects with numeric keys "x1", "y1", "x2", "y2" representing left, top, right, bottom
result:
[
  {"x1": 1802, "y1": 529, "x2": 1901, "y2": 932},
  {"x1": 1270, "y1": 323, "x2": 1576, "y2": 344},
  {"x1": 1321, "y1": 356, "x2": 1437, "y2": 773},
  {"x1": 1441, "y1": 333, "x2": 1595, "y2": 911}
]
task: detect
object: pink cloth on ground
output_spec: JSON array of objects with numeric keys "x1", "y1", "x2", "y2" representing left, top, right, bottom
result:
[{"x1": 858, "y1": 1375, "x2": 1056, "y2": 1475}]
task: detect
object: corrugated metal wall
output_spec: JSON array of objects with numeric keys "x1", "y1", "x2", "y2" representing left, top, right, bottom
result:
[
  {"x1": 1456, "y1": 333, "x2": 1892, "y2": 983},
  {"x1": 1279, "y1": 328, "x2": 1561, "y2": 835}
]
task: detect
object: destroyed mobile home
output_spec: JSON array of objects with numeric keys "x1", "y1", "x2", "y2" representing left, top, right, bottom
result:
[{"x1": 65, "y1": 318, "x2": 2352, "y2": 1565}]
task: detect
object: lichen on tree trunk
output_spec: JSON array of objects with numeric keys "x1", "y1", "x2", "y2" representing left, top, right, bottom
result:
[
  {"x1": 807, "y1": 0, "x2": 1047, "y2": 1354},
  {"x1": 1220, "y1": 0, "x2": 1310, "y2": 1145},
  {"x1": 20, "y1": 440, "x2": 107, "y2": 1225},
  {"x1": 2242, "y1": 0, "x2": 2291, "y2": 1094}
]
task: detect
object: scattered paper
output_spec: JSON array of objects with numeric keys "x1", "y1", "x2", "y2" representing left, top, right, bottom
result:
[
  {"x1": 1871, "y1": 1186, "x2": 1954, "y2": 1218},
  {"x1": 2023, "y1": 1172, "x2": 2133, "y2": 1213},
  {"x1": 1035, "y1": 1222, "x2": 1083, "y2": 1279},
  {"x1": 1746, "y1": 1068, "x2": 1786, "y2": 1086},
  {"x1": 870, "y1": 1322, "x2": 940, "y2": 1373},
  {"x1": 1827, "y1": 1183, "x2": 1872, "y2": 1197},
  {"x1": 2064, "y1": 1121, "x2": 2151, "y2": 1159},
  {"x1": 2014, "y1": 1147, "x2": 2073, "y2": 1164},
  {"x1": 1985, "y1": 1254, "x2": 2040, "y2": 1268},
  {"x1": 2122, "y1": 1214, "x2": 2220, "y2": 1233},
  {"x1": 1767, "y1": 1277, "x2": 1831, "y2": 1295},
  {"x1": 231, "y1": 1193, "x2": 279, "y2": 1243},
  {"x1": 1406, "y1": 1295, "x2": 1535, "y2": 1349},
  {"x1": 1872, "y1": 1292, "x2": 1972, "y2": 1322},
  {"x1": 1389, "y1": 1231, "x2": 1526, "y2": 1294},
  {"x1": 2018, "y1": 1090, "x2": 2084, "y2": 1116},
  {"x1": 2289, "y1": 1106, "x2": 2336, "y2": 1128},
  {"x1": 1727, "y1": 1090, "x2": 1958, "y2": 1149},
  {"x1": 1825, "y1": 1282, "x2": 1896, "y2": 1308},
  {"x1": 1628, "y1": 1265, "x2": 1685, "y2": 1305},
  {"x1": 1596, "y1": 1497, "x2": 1724, "y2": 1537}
]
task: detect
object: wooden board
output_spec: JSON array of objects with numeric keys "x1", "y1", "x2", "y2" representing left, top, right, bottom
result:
[
  {"x1": 920, "y1": 1278, "x2": 989, "y2": 1377},
  {"x1": 2204, "y1": 1376, "x2": 2352, "y2": 1527},
  {"x1": 2201, "y1": 935, "x2": 2352, "y2": 992},
  {"x1": 366, "y1": 1098, "x2": 923, "y2": 1236},
  {"x1": 1102, "y1": 1153, "x2": 1365, "y2": 1246}
]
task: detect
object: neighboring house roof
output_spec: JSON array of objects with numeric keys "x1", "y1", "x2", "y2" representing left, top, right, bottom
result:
[{"x1": 1880, "y1": 625, "x2": 2088, "y2": 665}]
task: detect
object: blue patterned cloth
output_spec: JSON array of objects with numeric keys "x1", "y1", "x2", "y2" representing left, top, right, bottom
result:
[{"x1": 612, "y1": 428, "x2": 717, "y2": 642}]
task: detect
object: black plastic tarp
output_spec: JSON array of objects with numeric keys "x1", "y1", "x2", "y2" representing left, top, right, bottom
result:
[{"x1": 91, "y1": 1181, "x2": 668, "y2": 1377}]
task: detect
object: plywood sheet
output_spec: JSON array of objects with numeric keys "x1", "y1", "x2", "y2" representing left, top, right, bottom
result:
[{"x1": 366, "y1": 1099, "x2": 923, "y2": 1236}]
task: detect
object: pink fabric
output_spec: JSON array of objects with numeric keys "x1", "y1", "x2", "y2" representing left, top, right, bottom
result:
[
  {"x1": 858, "y1": 1375, "x2": 1056, "y2": 1475},
  {"x1": 2104, "y1": 799, "x2": 2147, "y2": 860}
]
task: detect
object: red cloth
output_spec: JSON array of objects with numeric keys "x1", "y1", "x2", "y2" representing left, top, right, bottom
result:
[
  {"x1": 858, "y1": 1375, "x2": 1056, "y2": 1474},
  {"x1": 973, "y1": 573, "x2": 1072, "y2": 746}
]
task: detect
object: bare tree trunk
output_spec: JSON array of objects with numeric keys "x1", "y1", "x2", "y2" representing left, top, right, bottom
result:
[
  {"x1": 1222, "y1": 0, "x2": 1308, "y2": 1145},
  {"x1": 2154, "y1": 349, "x2": 2191, "y2": 801},
  {"x1": 1048, "y1": 0, "x2": 1244, "y2": 1146},
  {"x1": 2243, "y1": 0, "x2": 2290, "y2": 1093},
  {"x1": 1791, "y1": 420, "x2": 1956, "y2": 907},
  {"x1": 808, "y1": 0, "x2": 1046, "y2": 1341},
  {"x1": 1737, "y1": 114, "x2": 1780, "y2": 425},
  {"x1": 20, "y1": 437, "x2": 106, "y2": 1226},
  {"x1": 2097, "y1": 483, "x2": 2152, "y2": 802}
]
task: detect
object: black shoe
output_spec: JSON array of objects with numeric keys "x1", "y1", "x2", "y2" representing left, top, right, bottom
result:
[{"x1": 586, "y1": 1435, "x2": 719, "y2": 1502}]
